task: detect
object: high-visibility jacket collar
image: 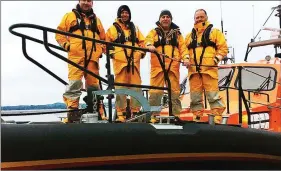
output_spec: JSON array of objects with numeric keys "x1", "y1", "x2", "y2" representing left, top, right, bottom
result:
[
  {"x1": 115, "y1": 19, "x2": 130, "y2": 30},
  {"x1": 194, "y1": 21, "x2": 211, "y2": 34}
]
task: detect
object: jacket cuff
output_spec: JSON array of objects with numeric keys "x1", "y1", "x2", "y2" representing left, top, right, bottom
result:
[
  {"x1": 62, "y1": 42, "x2": 70, "y2": 51},
  {"x1": 214, "y1": 56, "x2": 220, "y2": 64},
  {"x1": 216, "y1": 55, "x2": 224, "y2": 61}
]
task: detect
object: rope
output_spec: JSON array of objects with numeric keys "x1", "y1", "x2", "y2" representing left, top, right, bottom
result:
[{"x1": 159, "y1": 53, "x2": 221, "y2": 68}]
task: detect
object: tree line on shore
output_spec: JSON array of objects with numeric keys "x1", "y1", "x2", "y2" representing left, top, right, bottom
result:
[{"x1": 1, "y1": 103, "x2": 87, "y2": 110}]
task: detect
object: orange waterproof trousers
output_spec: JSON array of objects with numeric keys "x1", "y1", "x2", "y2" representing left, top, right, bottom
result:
[
  {"x1": 149, "y1": 71, "x2": 182, "y2": 116},
  {"x1": 115, "y1": 67, "x2": 142, "y2": 113},
  {"x1": 63, "y1": 60, "x2": 100, "y2": 109},
  {"x1": 189, "y1": 73, "x2": 226, "y2": 123}
]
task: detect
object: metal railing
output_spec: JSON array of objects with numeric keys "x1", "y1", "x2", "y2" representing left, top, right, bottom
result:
[
  {"x1": 7, "y1": 23, "x2": 281, "y2": 127},
  {"x1": 8, "y1": 23, "x2": 174, "y2": 123}
]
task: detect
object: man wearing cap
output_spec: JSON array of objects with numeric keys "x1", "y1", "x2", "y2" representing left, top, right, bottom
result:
[
  {"x1": 183, "y1": 9, "x2": 228, "y2": 123},
  {"x1": 106, "y1": 5, "x2": 146, "y2": 122},
  {"x1": 145, "y1": 9, "x2": 189, "y2": 122},
  {"x1": 55, "y1": 0, "x2": 106, "y2": 123}
]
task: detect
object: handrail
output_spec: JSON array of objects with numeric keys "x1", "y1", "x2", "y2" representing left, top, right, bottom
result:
[
  {"x1": 8, "y1": 23, "x2": 173, "y2": 122},
  {"x1": 9, "y1": 23, "x2": 152, "y2": 53},
  {"x1": 10, "y1": 23, "x2": 275, "y2": 126},
  {"x1": 244, "y1": 5, "x2": 278, "y2": 62},
  {"x1": 248, "y1": 38, "x2": 281, "y2": 48}
]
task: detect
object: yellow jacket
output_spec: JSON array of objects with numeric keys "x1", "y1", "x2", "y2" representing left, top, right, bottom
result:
[
  {"x1": 55, "y1": 10, "x2": 105, "y2": 64},
  {"x1": 106, "y1": 19, "x2": 145, "y2": 75},
  {"x1": 185, "y1": 21, "x2": 228, "y2": 79},
  {"x1": 145, "y1": 22, "x2": 188, "y2": 80}
]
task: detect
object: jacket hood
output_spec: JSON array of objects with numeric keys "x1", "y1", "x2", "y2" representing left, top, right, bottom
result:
[
  {"x1": 117, "y1": 5, "x2": 131, "y2": 22},
  {"x1": 75, "y1": 4, "x2": 94, "y2": 17}
]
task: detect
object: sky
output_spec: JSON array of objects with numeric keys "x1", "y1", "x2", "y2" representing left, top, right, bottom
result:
[{"x1": 1, "y1": 1, "x2": 280, "y2": 106}]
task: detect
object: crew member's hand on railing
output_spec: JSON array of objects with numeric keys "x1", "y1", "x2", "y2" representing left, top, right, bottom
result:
[
  {"x1": 182, "y1": 59, "x2": 190, "y2": 67},
  {"x1": 146, "y1": 44, "x2": 156, "y2": 52}
]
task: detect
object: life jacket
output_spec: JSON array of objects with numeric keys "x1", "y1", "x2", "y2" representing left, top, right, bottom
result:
[
  {"x1": 112, "y1": 21, "x2": 139, "y2": 74},
  {"x1": 187, "y1": 24, "x2": 217, "y2": 75},
  {"x1": 69, "y1": 9, "x2": 100, "y2": 37},
  {"x1": 68, "y1": 9, "x2": 101, "y2": 71},
  {"x1": 153, "y1": 23, "x2": 180, "y2": 73},
  {"x1": 187, "y1": 24, "x2": 216, "y2": 50},
  {"x1": 113, "y1": 22, "x2": 139, "y2": 45},
  {"x1": 153, "y1": 28, "x2": 178, "y2": 48}
]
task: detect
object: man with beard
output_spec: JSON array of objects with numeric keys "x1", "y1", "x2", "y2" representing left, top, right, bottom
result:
[
  {"x1": 106, "y1": 5, "x2": 146, "y2": 122},
  {"x1": 55, "y1": 0, "x2": 106, "y2": 123},
  {"x1": 145, "y1": 10, "x2": 189, "y2": 123},
  {"x1": 183, "y1": 9, "x2": 228, "y2": 124}
]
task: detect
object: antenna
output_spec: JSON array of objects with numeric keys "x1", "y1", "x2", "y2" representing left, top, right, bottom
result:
[
  {"x1": 278, "y1": 1, "x2": 281, "y2": 28},
  {"x1": 220, "y1": 0, "x2": 224, "y2": 33},
  {"x1": 276, "y1": 1, "x2": 281, "y2": 29},
  {"x1": 252, "y1": 5, "x2": 276, "y2": 42},
  {"x1": 252, "y1": 5, "x2": 255, "y2": 40}
]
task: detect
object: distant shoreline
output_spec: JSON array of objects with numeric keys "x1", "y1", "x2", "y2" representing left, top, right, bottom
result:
[
  {"x1": 1, "y1": 102, "x2": 113, "y2": 111},
  {"x1": 1, "y1": 102, "x2": 70, "y2": 110}
]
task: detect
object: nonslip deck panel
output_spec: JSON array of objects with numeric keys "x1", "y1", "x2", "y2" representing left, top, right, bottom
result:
[{"x1": 2, "y1": 123, "x2": 281, "y2": 163}]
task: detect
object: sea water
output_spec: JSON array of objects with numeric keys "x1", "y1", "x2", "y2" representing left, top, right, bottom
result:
[
  {"x1": 1, "y1": 108, "x2": 115, "y2": 123},
  {"x1": 1, "y1": 109, "x2": 66, "y2": 122}
]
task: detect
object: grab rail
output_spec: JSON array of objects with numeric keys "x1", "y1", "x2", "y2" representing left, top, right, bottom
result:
[{"x1": 9, "y1": 23, "x2": 173, "y2": 122}]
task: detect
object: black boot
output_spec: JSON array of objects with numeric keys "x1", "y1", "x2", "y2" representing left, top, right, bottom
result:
[{"x1": 67, "y1": 108, "x2": 83, "y2": 123}]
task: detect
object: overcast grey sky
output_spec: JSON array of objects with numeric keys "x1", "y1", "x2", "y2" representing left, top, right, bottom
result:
[{"x1": 1, "y1": 1, "x2": 280, "y2": 106}]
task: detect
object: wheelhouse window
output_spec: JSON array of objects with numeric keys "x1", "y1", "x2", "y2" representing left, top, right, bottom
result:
[
  {"x1": 234, "y1": 66, "x2": 277, "y2": 91},
  {"x1": 218, "y1": 67, "x2": 235, "y2": 91}
]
